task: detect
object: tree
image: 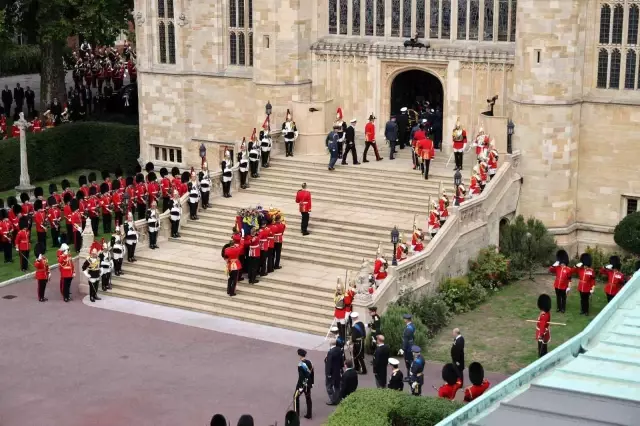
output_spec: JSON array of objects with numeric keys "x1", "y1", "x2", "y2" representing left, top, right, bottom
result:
[
  {"x1": 6, "y1": 0, "x2": 132, "y2": 110},
  {"x1": 499, "y1": 215, "x2": 557, "y2": 278},
  {"x1": 614, "y1": 212, "x2": 640, "y2": 256}
]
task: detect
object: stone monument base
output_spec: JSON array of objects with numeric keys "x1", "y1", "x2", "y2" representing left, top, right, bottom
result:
[{"x1": 15, "y1": 184, "x2": 35, "y2": 199}]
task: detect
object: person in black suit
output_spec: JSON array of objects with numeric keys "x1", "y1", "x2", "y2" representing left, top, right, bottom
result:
[
  {"x1": 372, "y1": 335, "x2": 390, "y2": 388},
  {"x1": 387, "y1": 358, "x2": 404, "y2": 391},
  {"x1": 451, "y1": 327, "x2": 465, "y2": 385},
  {"x1": 13, "y1": 83, "x2": 25, "y2": 114},
  {"x1": 293, "y1": 349, "x2": 314, "y2": 419},
  {"x1": 2, "y1": 84, "x2": 12, "y2": 117},
  {"x1": 324, "y1": 338, "x2": 343, "y2": 405},
  {"x1": 25, "y1": 86, "x2": 35, "y2": 117},
  {"x1": 396, "y1": 107, "x2": 409, "y2": 149},
  {"x1": 338, "y1": 359, "x2": 358, "y2": 402},
  {"x1": 341, "y1": 119, "x2": 360, "y2": 165}
]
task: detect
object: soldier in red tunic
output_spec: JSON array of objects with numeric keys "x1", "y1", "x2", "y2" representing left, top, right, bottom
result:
[
  {"x1": 363, "y1": 114, "x2": 382, "y2": 162},
  {"x1": 464, "y1": 362, "x2": 490, "y2": 402},
  {"x1": 258, "y1": 221, "x2": 270, "y2": 276},
  {"x1": 295, "y1": 183, "x2": 312, "y2": 236},
  {"x1": 87, "y1": 186, "x2": 100, "y2": 235},
  {"x1": 135, "y1": 173, "x2": 147, "y2": 220},
  {"x1": 469, "y1": 166, "x2": 482, "y2": 198},
  {"x1": 267, "y1": 219, "x2": 276, "y2": 273},
  {"x1": 374, "y1": 245, "x2": 388, "y2": 280},
  {"x1": 574, "y1": 253, "x2": 596, "y2": 315},
  {"x1": 15, "y1": 217, "x2": 31, "y2": 272},
  {"x1": 78, "y1": 175, "x2": 89, "y2": 198},
  {"x1": 33, "y1": 200, "x2": 48, "y2": 252},
  {"x1": 159, "y1": 167, "x2": 172, "y2": 212},
  {"x1": 411, "y1": 229, "x2": 424, "y2": 252},
  {"x1": 451, "y1": 119, "x2": 467, "y2": 171},
  {"x1": 395, "y1": 234, "x2": 408, "y2": 262},
  {"x1": 549, "y1": 249, "x2": 572, "y2": 313},
  {"x1": 333, "y1": 279, "x2": 347, "y2": 340},
  {"x1": 247, "y1": 227, "x2": 261, "y2": 284},
  {"x1": 416, "y1": 133, "x2": 435, "y2": 180},
  {"x1": 536, "y1": 294, "x2": 552, "y2": 357},
  {"x1": 47, "y1": 195, "x2": 61, "y2": 247},
  {"x1": 428, "y1": 202, "x2": 440, "y2": 238},
  {"x1": 222, "y1": 237, "x2": 243, "y2": 297},
  {"x1": 273, "y1": 215, "x2": 286, "y2": 270},
  {"x1": 438, "y1": 363, "x2": 462, "y2": 400},
  {"x1": 34, "y1": 243, "x2": 50, "y2": 302},
  {"x1": 600, "y1": 255, "x2": 627, "y2": 303},
  {"x1": 455, "y1": 183, "x2": 466, "y2": 206}
]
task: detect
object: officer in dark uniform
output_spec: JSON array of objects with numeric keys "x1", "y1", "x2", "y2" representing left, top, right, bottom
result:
[
  {"x1": 350, "y1": 312, "x2": 367, "y2": 374},
  {"x1": 409, "y1": 345, "x2": 425, "y2": 396},
  {"x1": 387, "y1": 358, "x2": 404, "y2": 391},
  {"x1": 367, "y1": 306, "x2": 382, "y2": 352},
  {"x1": 401, "y1": 313, "x2": 416, "y2": 375},
  {"x1": 294, "y1": 349, "x2": 313, "y2": 420}
]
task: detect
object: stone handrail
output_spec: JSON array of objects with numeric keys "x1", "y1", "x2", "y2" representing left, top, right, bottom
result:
[{"x1": 353, "y1": 151, "x2": 522, "y2": 325}]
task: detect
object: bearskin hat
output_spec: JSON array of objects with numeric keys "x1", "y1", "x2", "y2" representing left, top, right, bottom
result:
[
  {"x1": 442, "y1": 363, "x2": 459, "y2": 386},
  {"x1": 20, "y1": 192, "x2": 29, "y2": 203},
  {"x1": 469, "y1": 362, "x2": 485, "y2": 386},
  {"x1": 88, "y1": 172, "x2": 97, "y2": 183},
  {"x1": 101, "y1": 170, "x2": 110, "y2": 180},
  {"x1": 537, "y1": 294, "x2": 552, "y2": 313},
  {"x1": 78, "y1": 175, "x2": 88, "y2": 186},
  {"x1": 181, "y1": 171, "x2": 190, "y2": 184},
  {"x1": 70, "y1": 199, "x2": 79, "y2": 212},
  {"x1": 0, "y1": 208, "x2": 6, "y2": 220},
  {"x1": 126, "y1": 176, "x2": 134, "y2": 187},
  {"x1": 61, "y1": 179, "x2": 70, "y2": 190},
  {"x1": 160, "y1": 167, "x2": 168, "y2": 177},
  {"x1": 100, "y1": 183, "x2": 109, "y2": 194},
  {"x1": 34, "y1": 242, "x2": 44, "y2": 258},
  {"x1": 198, "y1": 171, "x2": 204, "y2": 181},
  {"x1": 610, "y1": 255, "x2": 621, "y2": 271},
  {"x1": 135, "y1": 173, "x2": 144, "y2": 184},
  {"x1": 47, "y1": 195, "x2": 57, "y2": 207},
  {"x1": 33, "y1": 199, "x2": 43, "y2": 211},
  {"x1": 209, "y1": 414, "x2": 228, "y2": 426},
  {"x1": 115, "y1": 166, "x2": 123, "y2": 177},
  {"x1": 89, "y1": 186, "x2": 97, "y2": 196},
  {"x1": 76, "y1": 190, "x2": 85, "y2": 201},
  {"x1": 19, "y1": 216, "x2": 29, "y2": 230},
  {"x1": 111, "y1": 179, "x2": 121, "y2": 191},
  {"x1": 63, "y1": 192, "x2": 72, "y2": 204},
  {"x1": 580, "y1": 253, "x2": 593, "y2": 268},
  {"x1": 171, "y1": 166, "x2": 180, "y2": 177},
  {"x1": 259, "y1": 130, "x2": 265, "y2": 140},
  {"x1": 556, "y1": 249, "x2": 569, "y2": 266},
  {"x1": 135, "y1": 164, "x2": 142, "y2": 174},
  {"x1": 49, "y1": 183, "x2": 58, "y2": 195},
  {"x1": 12, "y1": 204, "x2": 21, "y2": 216},
  {"x1": 147, "y1": 171, "x2": 157, "y2": 182},
  {"x1": 237, "y1": 415, "x2": 254, "y2": 426},
  {"x1": 34, "y1": 186, "x2": 43, "y2": 198},
  {"x1": 0, "y1": 198, "x2": 3, "y2": 210},
  {"x1": 7, "y1": 196, "x2": 17, "y2": 208},
  {"x1": 145, "y1": 162, "x2": 154, "y2": 173}
]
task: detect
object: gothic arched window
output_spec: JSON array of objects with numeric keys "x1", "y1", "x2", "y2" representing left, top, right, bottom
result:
[
  {"x1": 167, "y1": 22, "x2": 176, "y2": 64},
  {"x1": 229, "y1": 0, "x2": 253, "y2": 67},
  {"x1": 442, "y1": 0, "x2": 451, "y2": 38},
  {"x1": 238, "y1": 32, "x2": 246, "y2": 65},
  {"x1": 340, "y1": 0, "x2": 348, "y2": 35},
  {"x1": 612, "y1": 4, "x2": 624, "y2": 44},
  {"x1": 376, "y1": 0, "x2": 385, "y2": 36},
  {"x1": 429, "y1": 0, "x2": 439, "y2": 38},
  {"x1": 600, "y1": 4, "x2": 611, "y2": 44},
  {"x1": 157, "y1": 0, "x2": 176, "y2": 64},
  {"x1": 249, "y1": 33, "x2": 254, "y2": 66},
  {"x1": 329, "y1": 0, "x2": 337, "y2": 34},
  {"x1": 392, "y1": 0, "x2": 401, "y2": 37},
  {"x1": 353, "y1": 0, "x2": 361, "y2": 35},
  {"x1": 597, "y1": 48, "x2": 608, "y2": 88},
  {"x1": 497, "y1": 0, "x2": 508, "y2": 41},
  {"x1": 610, "y1": 48, "x2": 621, "y2": 88},
  {"x1": 158, "y1": 23, "x2": 167, "y2": 63},
  {"x1": 229, "y1": 32, "x2": 237, "y2": 65},
  {"x1": 366, "y1": 0, "x2": 374, "y2": 36},
  {"x1": 470, "y1": 0, "x2": 480, "y2": 40},
  {"x1": 629, "y1": 5, "x2": 639, "y2": 45},
  {"x1": 625, "y1": 49, "x2": 637, "y2": 89},
  {"x1": 510, "y1": 0, "x2": 517, "y2": 41},
  {"x1": 416, "y1": 0, "x2": 426, "y2": 38},
  {"x1": 458, "y1": 0, "x2": 468, "y2": 40},
  {"x1": 403, "y1": 0, "x2": 413, "y2": 37}
]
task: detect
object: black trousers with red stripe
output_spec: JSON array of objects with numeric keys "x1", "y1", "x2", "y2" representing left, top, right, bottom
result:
[{"x1": 37, "y1": 279, "x2": 47, "y2": 299}]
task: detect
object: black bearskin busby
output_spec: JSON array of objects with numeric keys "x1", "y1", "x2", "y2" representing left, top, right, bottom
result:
[
  {"x1": 34, "y1": 187, "x2": 44, "y2": 198},
  {"x1": 0, "y1": 198, "x2": 3, "y2": 210},
  {"x1": 171, "y1": 166, "x2": 180, "y2": 177},
  {"x1": 76, "y1": 190, "x2": 85, "y2": 201},
  {"x1": 20, "y1": 192, "x2": 29, "y2": 203},
  {"x1": 160, "y1": 167, "x2": 168, "y2": 178},
  {"x1": 34, "y1": 242, "x2": 44, "y2": 258},
  {"x1": 47, "y1": 196, "x2": 57, "y2": 207},
  {"x1": 70, "y1": 199, "x2": 79, "y2": 212},
  {"x1": 102, "y1": 170, "x2": 110, "y2": 180},
  {"x1": 115, "y1": 166, "x2": 124, "y2": 178},
  {"x1": 442, "y1": 363, "x2": 458, "y2": 386},
  {"x1": 181, "y1": 171, "x2": 190, "y2": 184},
  {"x1": 209, "y1": 414, "x2": 228, "y2": 426},
  {"x1": 145, "y1": 162, "x2": 154, "y2": 173},
  {"x1": 0, "y1": 208, "x2": 6, "y2": 220},
  {"x1": 285, "y1": 410, "x2": 300, "y2": 426},
  {"x1": 237, "y1": 415, "x2": 254, "y2": 426},
  {"x1": 33, "y1": 199, "x2": 43, "y2": 211},
  {"x1": 135, "y1": 164, "x2": 142, "y2": 174},
  {"x1": 19, "y1": 216, "x2": 29, "y2": 230},
  {"x1": 7, "y1": 196, "x2": 17, "y2": 208},
  {"x1": 147, "y1": 171, "x2": 157, "y2": 182},
  {"x1": 61, "y1": 179, "x2": 70, "y2": 190},
  {"x1": 135, "y1": 173, "x2": 144, "y2": 184},
  {"x1": 63, "y1": 192, "x2": 72, "y2": 204},
  {"x1": 78, "y1": 175, "x2": 88, "y2": 187},
  {"x1": 198, "y1": 171, "x2": 204, "y2": 181},
  {"x1": 100, "y1": 182, "x2": 109, "y2": 194},
  {"x1": 609, "y1": 255, "x2": 621, "y2": 271},
  {"x1": 88, "y1": 172, "x2": 97, "y2": 183},
  {"x1": 111, "y1": 179, "x2": 121, "y2": 191},
  {"x1": 556, "y1": 249, "x2": 569, "y2": 266},
  {"x1": 89, "y1": 186, "x2": 97, "y2": 196},
  {"x1": 537, "y1": 294, "x2": 552, "y2": 313},
  {"x1": 259, "y1": 130, "x2": 265, "y2": 140},
  {"x1": 579, "y1": 253, "x2": 593, "y2": 268},
  {"x1": 49, "y1": 183, "x2": 58, "y2": 195},
  {"x1": 469, "y1": 362, "x2": 485, "y2": 386},
  {"x1": 126, "y1": 176, "x2": 134, "y2": 187},
  {"x1": 12, "y1": 204, "x2": 21, "y2": 217}
]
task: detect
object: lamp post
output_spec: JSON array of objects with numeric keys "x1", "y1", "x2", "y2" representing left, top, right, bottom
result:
[
  {"x1": 265, "y1": 100, "x2": 272, "y2": 130},
  {"x1": 199, "y1": 143, "x2": 207, "y2": 168},
  {"x1": 391, "y1": 226, "x2": 400, "y2": 266},
  {"x1": 507, "y1": 119, "x2": 515, "y2": 154}
]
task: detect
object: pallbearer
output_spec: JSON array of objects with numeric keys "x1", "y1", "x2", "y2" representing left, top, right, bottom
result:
[
  {"x1": 34, "y1": 243, "x2": 50, "y2": 302},
  {"x1": 464, "y1": 362, "x2": 491, "y2": 402},
  {"x1": 273, "y1": 215, "x2": 286, "y2": 269},
  {"x1": 574, "y1": 253, "x2": 596, "y2": 315},
  {"x1": 248, "y1": 227, "x2": 261, "y2": 284},
  {"x1": 535, "y1": 294, "x2": 552, "y2": 357}
]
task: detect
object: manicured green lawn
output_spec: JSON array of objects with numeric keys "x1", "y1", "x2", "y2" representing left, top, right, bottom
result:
[{"x1": 423, "y1": 276, "x2": 608, "y2": 374}]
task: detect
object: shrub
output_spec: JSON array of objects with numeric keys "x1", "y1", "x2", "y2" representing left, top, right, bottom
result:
[
  {"x1": 380, "y1": 305, "x2": 429, "y2": 355},
  {"x1": 326, "y1": 388, "x2": 462, "y2": 426},
  {"x1": 580, "y1": 246, "x2": 638, "y2": 281},
  {"x1": 438, "y1": 276, "x2": 488, "y2": 314},
  {"x1": 0, "y1": 45, "x2": 41, "y2": 76},
  {"x1": 0, "y1": 122, "x2": 139, "y2": 191},
  {"x1": 397, "y1": 293, "x2": 452, "y2": 339},
  {"x1": 468, "y1": 246, "x2": 512, "y2": 290},
  {"x1": 614, "y1": 212, "x2": 640, "y2": 256},
  {"x1": 499, "y1": 215, "x2": 557, "y2": 276}
]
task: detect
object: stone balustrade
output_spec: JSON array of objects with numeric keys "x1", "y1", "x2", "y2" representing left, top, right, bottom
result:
[{"x1": 354, "y1": 151, "x2": 522, "y2": 325}]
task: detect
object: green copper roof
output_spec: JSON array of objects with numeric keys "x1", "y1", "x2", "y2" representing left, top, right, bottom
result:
[{"x1": 437, "y1": 270, "x2": 640, "y2": 426}]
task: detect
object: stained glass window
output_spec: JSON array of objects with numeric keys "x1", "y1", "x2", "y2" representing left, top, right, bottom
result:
[
  {"x1": 376, "y1": 0, "x2": 385, "y2": 36},
  {"x1": 353, "y1": 0, "x2": 361, "y2": 34},
  {"x1": 458, "y1": 0, "x2": 467, "y2": 40},
  {"x1": 329, "y1": 0, "x2": 337, "y2": 34},
  {"x1": 625, "y1": 49, "x2": 636, "y2": 89},
  {"x1": 510, "y1": 0, "x2": 516, "y2": 41},
  {"x1": 229, "y1": 0, "x2": 236, "y2": 27},
  {"x1": 157, "y1": 0, "x2": 176, "y2": 65},
  {"x1": 249, "y1": 0, "x2": 253, "y2": 27},
  {"x1": 403, "y1": 0, "x2": 412, "y2": 38},
  {"x1": 498, "y1": 0, "x2": 508, "y2": 41},
  {"x1": 159, "y1": 23, "x2": 167, "y2": 63},
  {"x1": 610, "y1": 48, "x2": 621, "y2": 88},
  {"x1": 167, "y1": 0, "x2": 174, "y2": 19},
  {"x1": 249, "y1": 33, "x2": 253, "y2": 66},
  {"x1": 599, "y1": 4, "x2": 611, "y2": 44},
  {"x1": 612, "y1": 4, "x2": 623, "y2": 44},
  {"x1": 229, "y1": 0, "x2": 252, "y2": 67},
  {"x1": 484, "y1": 0, "x2": 493, "y2": 41},
  {"x1": 597, "y1": 48, "x2": 608, "y2": 88},
  {"x1": 366, "y1": 0, "x2": 374, "y2": 36},
  {"x1": 416, "y1": 0, "x2": 426, "y2": 38},
  {"x1": 430, "y1": 0, "x2": 439, "y2": 38},
  {"x1": 629, "y1": 5, "x2": 639, "y2": 45},
  {"x1": 238, "y1": 32, "x2": 245, "y2": 65},
  {"x1": 340, "y1": 0, "x2": 348, "y2": 34},
  {"x1": 158, "y1": 0, "x2": 165, "y2": 18},
  {"x1": 230, "y1": 32, "x2": 237, "y2": 65},
  {"x1": 442, "y1": 0, "x2": 451, "y2": 38},
  {"x1": 393, "y1": 0, "x2": 401, "y2": 37},
  {"x1": 238, "y1": 0, "x2": 245, "y2": 28},
  {"x1": 168, "y1": 22, "x2": 175, "y2": 64},
  {"x1": 469, "y1": 0, "x2": 479, "y2": 40}
]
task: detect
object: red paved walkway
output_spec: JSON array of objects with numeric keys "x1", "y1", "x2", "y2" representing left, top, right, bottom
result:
[{"x1": 0, "y1": 266, "x2": 506, "y2": 426}]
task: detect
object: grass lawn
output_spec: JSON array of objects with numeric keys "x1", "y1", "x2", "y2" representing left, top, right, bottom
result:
[{"x1": 423, "y1": 276, "x2": 608, "y2": 375}]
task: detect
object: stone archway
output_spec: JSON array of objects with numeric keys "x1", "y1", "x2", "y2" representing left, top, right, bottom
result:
[{"x1": 390, "y1": 70, "x2": 444, "y2": 115}]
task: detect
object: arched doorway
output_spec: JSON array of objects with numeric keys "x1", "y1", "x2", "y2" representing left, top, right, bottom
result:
[{"x1": 390, "y1": 70, "x2": 444, "y2": 116}]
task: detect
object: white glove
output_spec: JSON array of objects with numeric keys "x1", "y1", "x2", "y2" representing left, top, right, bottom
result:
[
  {"x1": 566, "y1": 287, "x2": 570, "y2": 293},
  {"x1": 84, "y1": 271, "x2": 91, "y2": 279},
  {"x1": 590, "y1": 288, "x2": 594, "y2": 294},
  {"x1": 552, "y1": 261, "x2": 559, "y2": 267},
  {"x1": 605, "y1": 264, "x2": 613, "y2": 270},
  {"x1": 411, "y1": 382, "x2": 418, "y2": 390},
  {"x1": 576, "y1": 263, "x2": 583, "y2": 268},
  {"x1": 398, "y1": 349, "x2": 404, "y2": 356}
]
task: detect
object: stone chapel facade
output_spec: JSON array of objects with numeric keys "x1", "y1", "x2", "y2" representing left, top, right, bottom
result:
[{"x1": 133, "y1": 0, "x2": 640, "y2": 252}]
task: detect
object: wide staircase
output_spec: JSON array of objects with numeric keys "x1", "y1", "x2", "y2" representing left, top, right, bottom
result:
[{"x1": 108, "y1": 145, "x2": 470, "y2": 335}]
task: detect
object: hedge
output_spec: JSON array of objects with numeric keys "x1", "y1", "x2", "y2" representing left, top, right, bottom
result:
[
  {"x1": 0, "y1": 45, "x2": 41, "y2": 76},
  {"x1": 0, "y1": 122, "x2": 139, "y2": 191},
  {"x1": 326, "y1": 388, "x2": 463, "y2": 426}
]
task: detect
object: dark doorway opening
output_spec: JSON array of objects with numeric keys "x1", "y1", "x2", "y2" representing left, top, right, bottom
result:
[{"x1": 390, "y1": 70, "x2": 444, "y2": 116}]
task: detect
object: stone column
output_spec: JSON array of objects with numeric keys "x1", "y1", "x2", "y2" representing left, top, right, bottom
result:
[{"x1": 14, "y1": 113, "x2": 35, "y2": 198}]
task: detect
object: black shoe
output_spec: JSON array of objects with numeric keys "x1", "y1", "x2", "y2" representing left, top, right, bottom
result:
[
  {"x1": 39, "y1": 298, "x2": 48, "y2": 302},
  {"x1": 94, "y1": 296, "x2": 101, "y2": 301},
  {"x1": 342, "y1": 162, "x2": 348, "y2": 165},
  {"x1": 363, "y1": 159, "x2": 370, "y2": 163},
  {"x1": 155, "y1": 245, "x2": 160, "y2": 249},
  {"x1": 354, "y1": 162, "x2": 361, "y2": 165},
  {"x1": 376, "y1": 158, "x2": 383, "y2": 161},
  {"x1": 302, "y1": 232, "x2": 310, "y2": 236},
  {"x1": 304, "y1": 415, "x2": 312, "y2": 419},
  {"x1": 274, "y1": 266, "x2": 282, "y2": 270},
  {"x1": 64, "y1": 298, "x2": 70, "y2": 303},
  {"x1": 90, "y1": 297, "x2": 95, "y2": 303}
]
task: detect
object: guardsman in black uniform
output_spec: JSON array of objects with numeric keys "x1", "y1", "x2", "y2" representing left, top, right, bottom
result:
[
  {"x1": 249, "y1": 138, "x2": 261, "y2": 178},
  {"x1": 350, "y1": 312, "x2": 367, "y2": 374},
  {"x1": 294, "y1": 349, "x2": 314, "y2": 420},
  {"x1": 187, "y1": 171, "x2": 200, "y2": 220},
  {"x1": 342, "y1": 119, "x2": 359, "y2": 165},
  {"x1": 82, "y1": 247, "x2": 102, "y2": 302},
  {"x1": 282, "y1": 109, "x2": 299, "y2": 157},
  {"x1": 99, "y1": 240, "x2": 113, "y2": 291},
  {"x1": 199, "y1": 166, "x2": 212, "y2": 209},
  {"x1": 238, "y1": 151, "x2": 249, "y2": 189},
  {"x1": 146, "y1": 201, "x2": 160, "y2": 249},
  {"x1": 221, "y1": 160, "x2": 233, "y2": 198},
  {"x1": 387, "y1": 358, "x2": 404, "y2": 390},
  {"x1": 368, "y1": 306, "x2": 382, "y2": 352}
]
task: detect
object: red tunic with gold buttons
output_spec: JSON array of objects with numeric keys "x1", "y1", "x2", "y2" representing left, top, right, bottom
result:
[
  {"x1": 464, "y1": 379, "x2": 491, "y2": 402},
  {"x1": 600, "y1": 268, "x2": 626, "y2": 297},
  {"x1": 574, "y1": 266, "x2": 596, "y2": 293},
  {"x1": 536, "y1": 311, "x2": 550, "y2": 343},
  {"x1": 549, "y1": 265, "x2": 572, "y2": 291},
  {"x1": 35, "y1": 256, "x2": 50, "y2": 280},
  {"x1": 438, "y1": 379, "x2": 462, "y2": 400}
]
